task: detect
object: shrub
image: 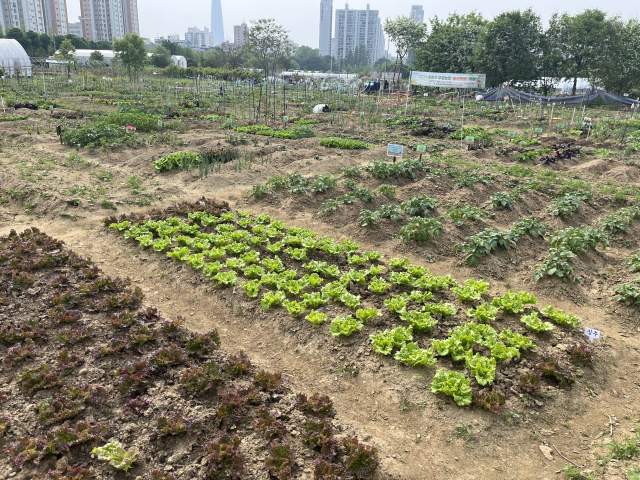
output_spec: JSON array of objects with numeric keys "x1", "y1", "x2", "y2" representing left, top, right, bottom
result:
[{"x1": 92, "y1": 440, "x2": 137, "y2": 472}]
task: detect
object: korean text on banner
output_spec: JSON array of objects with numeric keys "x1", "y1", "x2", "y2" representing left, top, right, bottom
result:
[{"x1": 411, "y1": 72, "x2": 486, "y2": 89}]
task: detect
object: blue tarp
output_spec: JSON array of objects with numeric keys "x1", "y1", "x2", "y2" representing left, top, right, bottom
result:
[{"x1": 476, "y1": 86, "x2": 640, "y2": 106}]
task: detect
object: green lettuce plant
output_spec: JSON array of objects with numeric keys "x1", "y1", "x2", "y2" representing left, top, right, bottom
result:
[
  {"x1": 520, "y1": 312, "x2": 555, "y2": 333},
  {"x1": 261, "y1": 291, "x2": 286, "y2": 311},
  {"x1": 241, "y1": 280, "x2": 261, "y2": 298},
  {"x1": 394, "y1": 343, "x2": 437, "y2": 367},
  {"x1": 329, "y1": 316, "x2": 363, "y2": 337},
  {"x1": 370, "y1": 327, "x2": 413, "y2": 355},
  {"x1": 399, "y1": 311, "x2": 437, "y2": 332},
  {"x1": 303, "y1": 292, "x2": 330, "y2": 308},
  {"x1": 92, "y1": 440, "x2": 137, "y2": 472},
  {"x1": 283, "y1": 300, "x2": 307, "y2": 317},
  {"x1": 466, "y1": 303, "x2": 499, "y2": 323},
  {"x1": 213, "y1": 271, "x2": 237, "y2": 288},
  {"x1": 306, "y1": 310, "x2": 327, "y2": 326},
  {"x1": 368, "y1": 277, "x2": 390, "y2": 294},
  {"x1": 452, "y1": 279, "x2": 489, "y2": 302},
  {"x1": 430, "y1": 369, "x2": 472, "y2": 406},
  {"x1": 465, "y1": 351, "x2": 496, "y2": 386},
  {"x1": 355, "y1": 308, "x2": 380, "y2": 323},
  {"x1": 498, "y1": 328, "x2": 536, "y2": 350},
  {"x1": 540, "y1": 305, "x2": 580, "y2": 328}
]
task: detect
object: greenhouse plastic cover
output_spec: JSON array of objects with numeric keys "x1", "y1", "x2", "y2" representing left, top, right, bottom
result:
[
  {"x1": 0, "y1": 39, "x2": 33, "y2": 76},
  {"x1": 476, "y1": 86, "x2": 640, "y2": 106}
]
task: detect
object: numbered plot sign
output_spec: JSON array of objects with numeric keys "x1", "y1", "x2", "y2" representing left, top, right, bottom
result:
[
  {"x1": 360, "y1": 112, "x2": 365, "y2": 117},
  {"x1": 416, "y1": 144, "x2": 427, "y2": 153},
  {"x1": 49, "y1": 105, "x2": 54, "y2": 110},
  {"x1": 557, "y1": 123, "x2": 566, "y2": 129},
  {"x1": 603, "y1": 116, "x2": 610, "y2": 121},
  {"x1": 424, "y1": 109, "x2": 429, "y2": 113},
  {"x1": 614, "y1": 116, "x2": 620, "y2": 120},
  {"x1": 396, "y1": 110, "x2": 403, "y2": 115},
  {"x1": 329, "y1": 114, "x2": 334, "y2": 120},
  {"x1": 423, "y1": 93, "x2": 429, "y2": 97},
  {"x1": 387, "y1": 144, "x2": 404, "y2": 158},
  {"x1": 534, "y1": 128, "x2": 543, "y2": 134},
  {"x1": 226, "y1": 118, "x2": 233, "y2": 124},
  {"x1": 507, "y1": 131, "x2": 517, "y2": 137},
  {"x1": 626, "y1": 114, "x2": 632, "y2": 118},
  {"x1": 157, "y1": 120, "x2": 163, "y2": 127},
  {"x1": 215, "y1": 103, "x2": 220, "y2": 107},
  {"x1": 283, "y1": 116, "x2": 289, "y2": 122},
  {"x1": 584, "y1": 327, "x2": 601, "y2": 342},
  {"x1": 464, "y1": 136, "x2": 475, "y2": 143}
]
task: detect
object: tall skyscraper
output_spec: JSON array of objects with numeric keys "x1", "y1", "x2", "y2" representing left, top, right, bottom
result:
[
  {"x1": 211, "y1": 0, "x2": 224, "y2": 46},
  {"x1": 334, "y1": 3, "x2": 385, "y2": 65},
  {"x1": 318, "y1": 0, "x2": 332, "y2": 57},
  {"x1": 409, "y1": 5, "x2": 424, "y2": 23},
  {"x1": 233, "y1": 23, "x2": 247, "y2": 47},
  {"x1": 0, "y1": 0, "x2": 69, "y2": 35},
  {"x1": 79, "y1": 0, "x2": 139, "y2": 42}
]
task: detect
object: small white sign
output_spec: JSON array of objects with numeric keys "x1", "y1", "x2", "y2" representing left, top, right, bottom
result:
[
  {"x1": 584, "y1": 328, "x2": 601, "y2": 342},
  {"x1": 423, "y1": 93, "x2": 429, "y2": 97}
]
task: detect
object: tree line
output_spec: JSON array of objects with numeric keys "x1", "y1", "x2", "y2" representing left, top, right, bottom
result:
[{"x1": 412, "y1": 9, "x2": 640, "y2": 95}]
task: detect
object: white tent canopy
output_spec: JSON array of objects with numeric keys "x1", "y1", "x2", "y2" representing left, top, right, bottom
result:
[
  {"x1": 0, "y1": 39, "x2": 32, "y2": 76},
  {"x1": 71, "y1": 50, "x2": 116, "y2": 65}
]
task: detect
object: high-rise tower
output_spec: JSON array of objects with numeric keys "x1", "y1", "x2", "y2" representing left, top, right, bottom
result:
[
  {"x1": 211, "y1": 0, "x2": 224, "y2": 46},
  {"x1": 319, "y1": 0, "x2": 333, "y2": 57}
]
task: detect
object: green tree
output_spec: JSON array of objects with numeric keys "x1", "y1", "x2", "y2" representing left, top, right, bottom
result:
[
  {"x1": 549, "y1": 10, "x2": 610, "y2": 95},
  {"x1": 474, "y1": 9, "x2": 542, "y2": 87},
  {"x1": 112, "y1": 33, "x2": 147, "y2": 80},
  {"x1": 292, "y1": 46, "x2": 330, "y2": 71},
  {"x1": 220, "y1": 43, "x2": 246, "y2": 69},
  {"x1": 6, "y1": 28, "x2": 29, "y2": 53},
  {"x1": 384, "y1": 15, "x2": 427, "y2": 71},
  {"x1": 150, "y1": 45, "x2": 171, "y2": 68},
  {"x1": 247, "y1": 18, "x2": 294, "y2": 80},
  {"x1": 591, "y1": 17, "x2": 640, "y2": 95},
  {"x1": 55, "y1": 39, "x2": 76, "y2": 78},
  {"x1": 88, "y1": 50, "x2": 105, "y2": 67},
  {"x1": 202, "y1": 48, "x2": 224, "y2": 68},
  {"x1": 537, "y1": 25, "x2": 564, "y2": 96},
  {"x1": 415, "y1": 12, "x2": 487, "y2": 74}
]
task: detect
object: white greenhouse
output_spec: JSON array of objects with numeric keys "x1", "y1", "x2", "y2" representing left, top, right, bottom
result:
[{"x1": 0, "y1": 39, "x2": 33, "y2": 77}]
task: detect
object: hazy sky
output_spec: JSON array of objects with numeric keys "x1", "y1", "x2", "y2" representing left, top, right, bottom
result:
[{"x1": 67, "y1": 0, "x2": 640, "y2": 48}]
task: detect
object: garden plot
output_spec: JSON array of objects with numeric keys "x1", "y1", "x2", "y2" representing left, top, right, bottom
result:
[{"x1": 0, "y1": 228, "x2": 380, "y2": 479}]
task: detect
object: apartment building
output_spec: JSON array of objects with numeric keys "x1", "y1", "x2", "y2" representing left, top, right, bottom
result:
[{"x1": 333, "y1": 3, "x2": 385, "y2": 65}]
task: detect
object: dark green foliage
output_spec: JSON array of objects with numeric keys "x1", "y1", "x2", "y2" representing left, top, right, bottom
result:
[
  {"x1": 401, "y1": 195, "x2": 438, "y2": 217},
  {"x1": 294, "y1": 393, "x2": 336, "y2": 416},
  {"x1": 184, "y1": 330, "x2": 220, "y2": 356},
  {"x1": 180, "y1": 360, "x2": 223, "y2": 394},
  {"x1": 254, "y1": 370, "x2": 284, "y2": 392},
  {"x1": 399, "y1": 217, "x2": 444, "y2": 245},
  {"x1": 216, "y1": 387, "x2": 259, "y2": 429},
  {"x1": 223, "y1": 352, "x2": 253, "y2": 377},
  {"x1": 254, "y1": 406, "x2": 288, "y2": 439}
]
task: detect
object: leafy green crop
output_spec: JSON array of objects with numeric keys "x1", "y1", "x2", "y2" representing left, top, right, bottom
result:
[
  {"x1": 488, "y1": 192, "x2": 518, "y2": 210},
  {"x1": 213, "y1": 271, "x2": 237, "y2": 287},
  {"x1": 447, "y1": 203, "x2": 494, "y2": 226},
  {"x1": 389, "y1": 257, "x2": 409, "y2": 269},
  {"x1": 533, "y1": 247, "x2": 579, "y2": 283},
  {"x1": 465, "y1": 351, "x2": 496, "y2": 386},
  {"x1": 549, "y1": 226, "x2": 609, "y2": 254},
  {"x1": 329, "y1": 316, "x2": 364, "y2": 337},
  {"x1": 92, "y1": 440, "x2": 137, "y2": 472},
  {"x1": 394, "y1": 343, "x2": 437, "y2": 367},
  {"x1": 154, "y1": 152, "x2": 203, "y2": 173},
  {"x1": 421, "y1": 301, "x2": 457, "y2": 317},
  {"x1": 242, "y1": 280, "x2": 261, "y2": 298},
  {"x1": 540, "y1": 305, "x2": 580, "y2": 328},
  {"x1": 370, "y1": 327, "x2": 413, "y2": 355},
  {"x1": 399, "y1": 310, "x2": 438, "y2": 332},
  {"x1": 261, "y1": 291, "x2": 286, "y2": 311},
  {"x1": 319, "y1": 138, "x2": 368, "y2": 149},
  {"x1": 168, "y1": 247, "x2": 190, "y2": 261},
  {"x1": 430, "y1": 369, "x2": 472, "y2": 406},
  {"x1": 498, "y1": 328, "x2": 536, "y2": 350},
  {"x1": 306, "y1": 310, "x2": 328, "y2": 326},
  {"x1": 355, "y1": 307, "x2": 380, "y2": 323},
  {"x1": 466, "y1": 303, "x2": 499, "y2": 323},
  {"x1": 399, "y1": 217, "x2": 444, "y2": 245},
  {"x1": 283, "y1": 300, "x2": 307, "y2": 317},
  {"x1": 368, "y1": 277, "x2": 390, "y2": 294},
  {"x1": 547, "y1": 191, "x2": 592, "y2": 218},
  {"x1": 454, "y1": 229, "x2": 516, "y2": 267},
  {"x1": 520, "y1": 312, "x2": 555, "y2": 333},
  {"x1": 613, "y1": 283, "x2": 640, "y2": 307},
  {"x1": 491, "y1": 290, "x2": 537, "y2": 314},
  {"x1": 401, "y1": 196, "x2": 438, "y2": 217},
  {"x1": 303, "y1": 292, "x2": 330, "y2": 308},
  {"x1": 452, "y1": 279, "x2": 489, "y2": 302}
]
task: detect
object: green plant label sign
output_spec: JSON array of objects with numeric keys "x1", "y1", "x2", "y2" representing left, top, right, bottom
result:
[
  {"x1": 507, "y1": 131, "x2": 517, "y2": 137},
  {"x1": 49, "y1": 105, "x2": 53, "y2": 110},
  {"x1": 360, "y1": 112, "x2": 365, "y2": 117},
  {"x1": 424, "y1": 109, "x2": 429, "y2": 113},
  {"x1": 397, "y1": 110, "x2": 403, "y2": 114},
  {"x1": 557, "y1": 123, "x2": 565, "y2": 129},
  {"x1": 416, "y1": 144, "x2": 427, "y2": 153},
  {"x1": 626, "y1": 114, "x2": 632, "y2": 118},
  {"x1": 446, "y1": 108, "x2": 452, "y2": 112},
  {"x1": 387, "y1": 144, "x2": 404, "y2": 158},
  {"x1": 283, "y1": 116, "x2": 289, "y2": 122},
  {"x1": 226, "y1": 118, "x2": 233, "y2": 124},
  {"x1": 603, "y1": 116, "x2": 609, "y2": 121},
  {"x1": 329, "y1": 115, "x2": 334, "y2": 120},
  {"x1": 157, "y1": 120, "x2": 163, "y2": 127},
  {"x1": 262, "y1": 82, "x2": 268, "y2": 86},
  {"x1": 215, "y1": 103, "x2": 220, "y2": 107},
  {"x1": 534, "y1": 128, "x2": 543, "y2": 133},
  {"x1": 464, "y1": 136, "x2": 475, "y2": 143},
  {"x1": 614, "y1": 116, "x2": 620, "y2": 120}
]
